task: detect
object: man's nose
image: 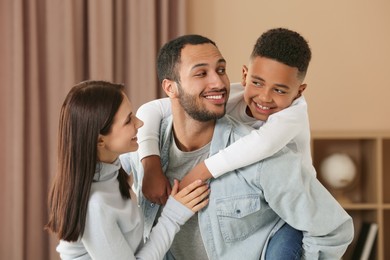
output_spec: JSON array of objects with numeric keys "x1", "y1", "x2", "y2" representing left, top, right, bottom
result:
[{"x1": 209, "y1": 72, "x2": 227, "y2": 89}]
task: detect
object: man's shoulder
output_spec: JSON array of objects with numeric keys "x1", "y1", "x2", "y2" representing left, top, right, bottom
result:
[
  {"x1": 217, "y1": 115, "x2": 299, "y2": 157},
  {"x1": 218, "y1": 115, "x2": 253, "y2": 136},
  {"x1": 262, "y1": 141, "x2": 301, "y2": 169},
  {"x1": 119, "y1": 152, "x2": 139, "y2": 173},
  {"x1": 160, "y1": 115, "x2": 173, "y2": 134}
]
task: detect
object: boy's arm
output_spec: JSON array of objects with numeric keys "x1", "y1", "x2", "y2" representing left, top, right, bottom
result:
[
  {"x1": 180, "y1": 97, "x2": 309, "y2": 189},
  {"x1": 179, "y1": 161, "x2": 211, "y2": 190},
  {"x1": 206, "y1": 98, "x2": 308, "y2": 178},
  {"x1": 137, "y1": 98, "x2": 172, "y2": 205},
  {"x1": 137, "y1": 98, "x2": 172, "y2": 159},
  {"x1": 141, "y1": 155, "x2": 171, "y2": 205}
]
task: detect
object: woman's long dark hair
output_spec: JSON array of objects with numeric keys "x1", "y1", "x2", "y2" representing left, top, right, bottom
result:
[{"x1": 45, "y1": 80, "x2": 130, "y2": 242}]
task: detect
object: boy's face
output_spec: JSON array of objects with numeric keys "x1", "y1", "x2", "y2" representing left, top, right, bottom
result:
[{"x1": 242, "y1": 56, "x2": 306, "y2": 121}]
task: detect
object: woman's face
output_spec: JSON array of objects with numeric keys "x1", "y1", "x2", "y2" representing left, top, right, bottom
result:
[{"x1": 98, "y1": 94, "x2": 143, "y2": 163}]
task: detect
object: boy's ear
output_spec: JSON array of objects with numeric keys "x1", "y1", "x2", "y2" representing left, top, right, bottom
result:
[
  {"x1": 295, "y1": 84, "x2": 307, "y2": 99},
  {"x1": 162, "y1": 79, "x2": 177, "y2": 98},
  {"x1": 241, "y1": 65, "x2": 249, "y2": 86}
]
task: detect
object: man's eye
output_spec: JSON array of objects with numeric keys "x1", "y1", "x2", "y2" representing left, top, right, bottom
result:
[
  {"x1": 217, "y1": 68, "x2": 226, "y2": 74},
  {"x1": 195, "y1": 72, "x2": 206, "y2": 77}
]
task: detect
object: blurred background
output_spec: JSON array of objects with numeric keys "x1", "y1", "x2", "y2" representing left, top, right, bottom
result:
[{"x1": 1, "y1": 0, "x2": 389, "y2": 259}]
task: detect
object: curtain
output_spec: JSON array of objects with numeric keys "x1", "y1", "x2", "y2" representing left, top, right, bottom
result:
[{"x1": 0, "y1": 0, "x2": 186, "y2": 259}]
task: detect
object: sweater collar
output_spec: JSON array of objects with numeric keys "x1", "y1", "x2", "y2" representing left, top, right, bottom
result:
[{"x1": 93, "y1": 158, "x2": 121, "y2": 182}]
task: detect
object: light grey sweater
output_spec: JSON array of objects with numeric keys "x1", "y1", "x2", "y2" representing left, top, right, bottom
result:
[{"x1": 56, "y1": 159, "x2": 193, "y2": 260}]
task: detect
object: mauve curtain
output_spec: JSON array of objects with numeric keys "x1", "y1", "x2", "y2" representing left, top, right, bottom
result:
[{"x1": 0, "y1": 0, "x2": 186, "y2": 259}]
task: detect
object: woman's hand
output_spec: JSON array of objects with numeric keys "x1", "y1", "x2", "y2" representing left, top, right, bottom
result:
[{"x1": 171, "y1": 179, "x2": 209, "y2": 213}]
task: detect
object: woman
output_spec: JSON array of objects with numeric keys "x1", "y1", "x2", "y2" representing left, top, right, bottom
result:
[{"x1": 46, "y1": 80, "x2": 209, "y2": 259}]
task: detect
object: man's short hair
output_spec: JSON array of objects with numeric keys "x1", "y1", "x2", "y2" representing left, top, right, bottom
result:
[{"x1": 157, "y1": 34, "x2": 217, "y2": 84}]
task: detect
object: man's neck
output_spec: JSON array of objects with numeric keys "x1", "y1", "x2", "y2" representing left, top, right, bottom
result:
[{"x1": 171, "y1": 109, "x2": 215, "y2": 152}]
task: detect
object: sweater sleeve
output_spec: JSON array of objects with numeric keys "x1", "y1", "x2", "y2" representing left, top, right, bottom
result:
[
  {"x1": 205, "y1": 96, "x2": 308, "y2": 178},
  {"x1": 135, "y1": 196, "x2": 194, "y2": 259},
  {"x1": 81, "y1": 196, "x2": 192, "y2": 260},
  {"x1": 81, "y1": 201, "x2": 139, "y2": 260},
  {"x1": 136, "y1": 98, "x2": 172, "y2": 160}
]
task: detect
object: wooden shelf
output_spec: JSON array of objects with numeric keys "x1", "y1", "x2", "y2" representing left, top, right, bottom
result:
[
  {"x1": 341, "y1": 203, "x2": 379, "y2": 210},
  {"x1": 311, "y1": 131, "x2": 390, "y2": 260}
]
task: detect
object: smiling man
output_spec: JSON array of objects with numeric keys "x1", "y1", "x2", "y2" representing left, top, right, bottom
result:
[{"x1": 121, "y1": 34, "x2": 353, "y2": 259}]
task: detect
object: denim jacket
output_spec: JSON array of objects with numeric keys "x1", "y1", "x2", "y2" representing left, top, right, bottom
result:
[{"x1": 121, "y1": 115, "x2": 353, "y2": 260}]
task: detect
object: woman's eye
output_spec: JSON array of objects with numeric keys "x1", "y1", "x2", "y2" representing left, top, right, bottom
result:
[{"x1": 125, "y1": 116, "x2": 132, "y2": 124}]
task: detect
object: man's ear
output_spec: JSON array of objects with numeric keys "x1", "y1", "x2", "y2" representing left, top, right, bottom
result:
[
  {"x1": 241, "y1": 65, "x2": 249, "y2": 86},
  {"x1": 162, "y1": 79, "x2": 177, "y2": 98},
  {"x1": 295, "y1": 84, "x2": 307, "y2": 99}
]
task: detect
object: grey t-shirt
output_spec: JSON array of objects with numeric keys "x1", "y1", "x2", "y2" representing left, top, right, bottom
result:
[{"x1": 158, "y1": 135, "x2": 210, "y2": 260}]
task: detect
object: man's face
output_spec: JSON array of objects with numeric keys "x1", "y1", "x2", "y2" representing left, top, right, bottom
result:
[
  {"x1": 242, "y1": 56, "x2": 306, "y2": 121},
  {"x1": 174, "y1": 43, "x2": 230, "y2": 121}
]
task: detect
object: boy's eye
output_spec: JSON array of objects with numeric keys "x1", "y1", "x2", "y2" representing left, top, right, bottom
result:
[
  {"x1": 252, "y1": 81, "x2": 263, "y2": 87},
  {"x1": 274, "y1": 88, "x2": 287, "y2": 94}
]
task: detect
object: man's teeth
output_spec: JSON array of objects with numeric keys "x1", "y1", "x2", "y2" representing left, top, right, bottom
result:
[
  {"x1": 256, "y1": 103, "x2": 270, "y2": 110},
  {"x1": 206, "y1": 95, "x2": 223, "y2": 99}
]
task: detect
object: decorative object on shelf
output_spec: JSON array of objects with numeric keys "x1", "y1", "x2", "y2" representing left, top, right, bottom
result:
[{"x1": 319, "y1": 153, "x2": 357, "y2": 202}]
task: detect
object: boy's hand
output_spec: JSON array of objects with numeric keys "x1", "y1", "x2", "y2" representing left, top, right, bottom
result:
[
  {"x1": 179, "y1": 161, "x2": 212, "y2": 190},
  {"x1": 171, "y1": 179, "x2": 210, "y2": 213},
  {"x1": 141, "y1": 155, "x2": 171, "y2": 205}
]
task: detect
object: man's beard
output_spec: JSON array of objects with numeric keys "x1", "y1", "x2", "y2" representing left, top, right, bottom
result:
[{"x1": 176, "y1": 82, "x2": 226, "y2": 122}]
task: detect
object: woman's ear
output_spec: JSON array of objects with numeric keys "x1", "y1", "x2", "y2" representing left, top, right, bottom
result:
[
  {"x1": 97, "y1": 135, "x2": 105, "y2": 148},
  {"x1": 162, "y1": 79, "x2": 178, "y2": 98}
]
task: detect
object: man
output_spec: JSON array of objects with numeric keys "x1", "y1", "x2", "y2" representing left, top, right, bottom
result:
[{"x1": 121, "y1": 34, "x2": 353, "y2": 259}]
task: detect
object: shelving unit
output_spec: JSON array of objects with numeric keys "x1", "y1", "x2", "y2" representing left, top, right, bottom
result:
[{"x1": 311, "y1": 131, "x2": 390, "y2": 260}]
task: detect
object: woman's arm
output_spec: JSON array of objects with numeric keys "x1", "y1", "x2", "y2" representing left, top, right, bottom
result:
[
  {"x1": 136, "y1": 180, "x2": 209, "y2": 259},
  {"x1": 81, "y1": 180, "x2": 208, "y2": 260}
]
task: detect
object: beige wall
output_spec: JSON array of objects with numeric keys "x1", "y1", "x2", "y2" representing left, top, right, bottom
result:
[{"x1": 186, "y1": 0, "x2": 390, "y2": 131}]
